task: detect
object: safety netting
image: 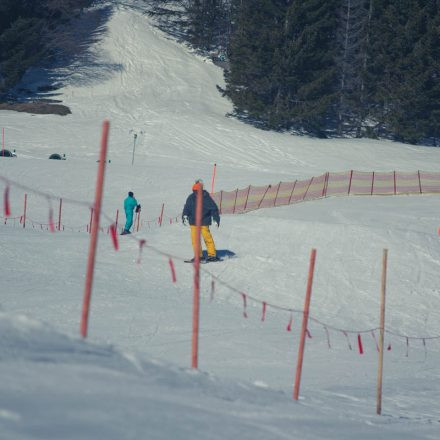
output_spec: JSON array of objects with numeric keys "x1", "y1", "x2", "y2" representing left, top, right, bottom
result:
[{"x1": 212, "y1": 171, "x2": 440, "y2": 214}]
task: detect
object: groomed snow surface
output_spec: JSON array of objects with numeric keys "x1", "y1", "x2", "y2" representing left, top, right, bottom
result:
[{"x1": 1, "y1": 2, "x2": 440, "y2": 439}]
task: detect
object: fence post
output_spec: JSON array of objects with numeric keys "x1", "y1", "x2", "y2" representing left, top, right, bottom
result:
[
  {"x1": 322, "y1": 172, "x2": 329, "y2": 197},
  {"x1": 23, "y1": 193, "x2": 27, "y2": 229},
  {"x1": 258, "y1": 185, "x2": 271, "y2": 209},
  {"x1": 219, "y1": 190, "x2": 223, "y2": 214},
  {"x1": 274, "y1": 182, "x2": 281, "y2": 206},
  {"x1": 371, "y1": 172, "x2": 375, "y2": 195},
  {"x1": 418, "y1": 170, "x2": 422, "y2": 194},
  {"x1": 348, "y1": 170, "x2": 353, "y2": 195},
  {"x1": 288, "y1": 180, "x2": 297, "y2": 205},
  {"x1": 115, "y1": 209, "x2": 119, "y2": 232},
  {"x1": 376, "y1": 249, "x2": 388, "y2": 415},
  {"x1": 58, "y1": 198, "x2": 62, "y2": 231},
  {"x1": 1, "y1": 128, "x2": 4, "y2": 155},
  {"x1": 192, "y1": 186, "x2": 203, "y2": 369},
  {"x1": 302, "y1": 177, "x2": 313, "y2": 201},
  {"x1": 393, "y1": 171, "x2": 397, "y2": 195},
  {"x1": 232, "y1": 188, "x2": 238, "y2": 214},
  {"x1": 211, "y1": 163, "x2": 217, "y2": 195},
  {"x1": 80, "y1": 121, "x2": 110, "y2": 338},
  {"x1": 243, "y1": 185, "x2": 251, "y2": 212},
  {"x1": 293, "y1": 249, "x2": 317, "y2": 400}
]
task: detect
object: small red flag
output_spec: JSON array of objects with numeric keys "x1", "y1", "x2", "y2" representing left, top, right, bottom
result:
[
  {"x1": 110, "y1": 224, "x2": 119, "y2": 250},
  {"x1": 168, "y1": 257, "x2": 176, "y2": 283},
  {"x1": 261, "y1": 302, "x2": 267, "y2": 322},
  {"x1": 3, "y1": 186, "x2": 11, "y2": 217},
  {"x1": 286, "y1": 313, "x2": 293, "y2": 332},
  {"x1": 48, "y1": 207, "x2": 55, "y2": 233},
  {"x1": 357, "y1": 334, "x2": 364, "y2": 354}
]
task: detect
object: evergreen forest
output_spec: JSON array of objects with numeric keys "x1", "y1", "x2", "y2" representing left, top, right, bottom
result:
[
  {"x1": 1, "y1": 0, "x2": 438, "y2": 144},
  {"x1": 153, "y1": 0, "x2": 440, "y2": 144},
  {"x1": 0, "y1": 0, "x2": 92, "y2": 97}
]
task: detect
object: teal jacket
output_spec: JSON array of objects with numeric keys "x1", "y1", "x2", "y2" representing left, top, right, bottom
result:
[{"x1": 124, "y1": 196, "x2": 138, "y2": 215}]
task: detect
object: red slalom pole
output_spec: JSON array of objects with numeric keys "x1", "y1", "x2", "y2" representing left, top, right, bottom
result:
[
  {"x1": 191, "y1": 185, "x2": 203, "y2": 369},
  {"x1": 293, "y1": 249, "x2": 317, "y2": 400},
  {"x1": 23, "y1": 193, "x2": 27, "y2": 228},
  {"x1": 58, "y1": 198, "x2": 62, "y2": 231},
  {"x1": 211, "y1": 163, "x2": 217, "y2": 195},
  {"x1": 80, "y1": 121, "x2": 110, "y2": 338}
]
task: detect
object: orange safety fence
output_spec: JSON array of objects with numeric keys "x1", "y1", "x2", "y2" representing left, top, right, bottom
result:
[
  {"x1": 212, "y1": 170, "x2": 440, "y2": 215},
  {"x1": 2, "y1": 170, "x2": 440, "y2": 233}
]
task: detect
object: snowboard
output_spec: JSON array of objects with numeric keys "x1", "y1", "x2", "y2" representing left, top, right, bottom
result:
[{"x1": 184, "y1": 257, "x2": 223, "y2": 264}]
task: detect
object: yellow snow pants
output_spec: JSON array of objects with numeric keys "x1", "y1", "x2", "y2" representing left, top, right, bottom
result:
[{"x1": 190, "y1": 225, "x2": 216, "y2": 258}]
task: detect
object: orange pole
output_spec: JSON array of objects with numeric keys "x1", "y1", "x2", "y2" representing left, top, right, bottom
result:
[
  {"x1": 211, "y1": 163, "x2": 217, "y2": 195},
  {"x1": 191, "y1": 186, "x2": 203, "y2": 369},
  {"x1": 80, "y1": 121, "x2": 110, "y2": 338},
  {"x1": 376, "y1": 249, "x2": 388, "y2": 415},
  {"x1": 293, "y1": 249, "x2": 317, "y2": 400}
]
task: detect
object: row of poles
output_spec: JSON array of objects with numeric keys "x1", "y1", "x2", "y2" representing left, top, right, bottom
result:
[
  {"x1": 63, "y1": 121, "x2": 388, "y2": 414},
  {"x1": 182, "y1": 181, "x2": 389, "y2": 414},
  {"x1": 291, "y1": 248, "x2": 388, "y2": 415},
  {"x1": 2, "y1": 193, "x2": 167, "y2": 233}
]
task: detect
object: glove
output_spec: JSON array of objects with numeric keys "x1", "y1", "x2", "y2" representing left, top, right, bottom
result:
[
  {"x1": 182, "y1": 215, "x2": 188, "y2": 225},
  {"x1": 135, "y1": 204, "x2": 141, "y2": 213}
]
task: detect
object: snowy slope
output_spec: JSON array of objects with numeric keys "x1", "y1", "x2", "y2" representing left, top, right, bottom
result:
[{"x1": 1, "y1": 1, "x2": 440, "y2": 439}]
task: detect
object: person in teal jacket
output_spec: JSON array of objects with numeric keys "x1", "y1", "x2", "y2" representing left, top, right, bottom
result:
[{"x1": 121, "y1": 191, "x2": 140, "y2": 235}]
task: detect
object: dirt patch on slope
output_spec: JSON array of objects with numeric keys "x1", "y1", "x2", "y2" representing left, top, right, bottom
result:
[{"x1": 0, "y1": 101, "x2": 71, "y2": 116}]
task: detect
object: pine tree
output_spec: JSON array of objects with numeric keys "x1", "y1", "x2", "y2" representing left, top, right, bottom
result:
[
  {"x1": 0, "y1": 14, "x2": 45, "y2": 93},
  {"x1": 335, "y1": 0, "x2": 371, "y2": 135},
  {"x1": 365, "y1": 0, "x2": 439, "y2": 143},
  {"x1": 224, "y1": 0, "x2": 289, "y2": 126},
  {"x1": 0, "y1": 0, "x2": 93, "y2": 96},
  {"x1": 423, "y1": 0, "x2": 440, "y2": 145},
  {"x1": 282, "y1": 0, "x2": 340, "y2": 136},
  {"x1": 186, "y1": 0, "x2": 228, "y2": 50}
]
